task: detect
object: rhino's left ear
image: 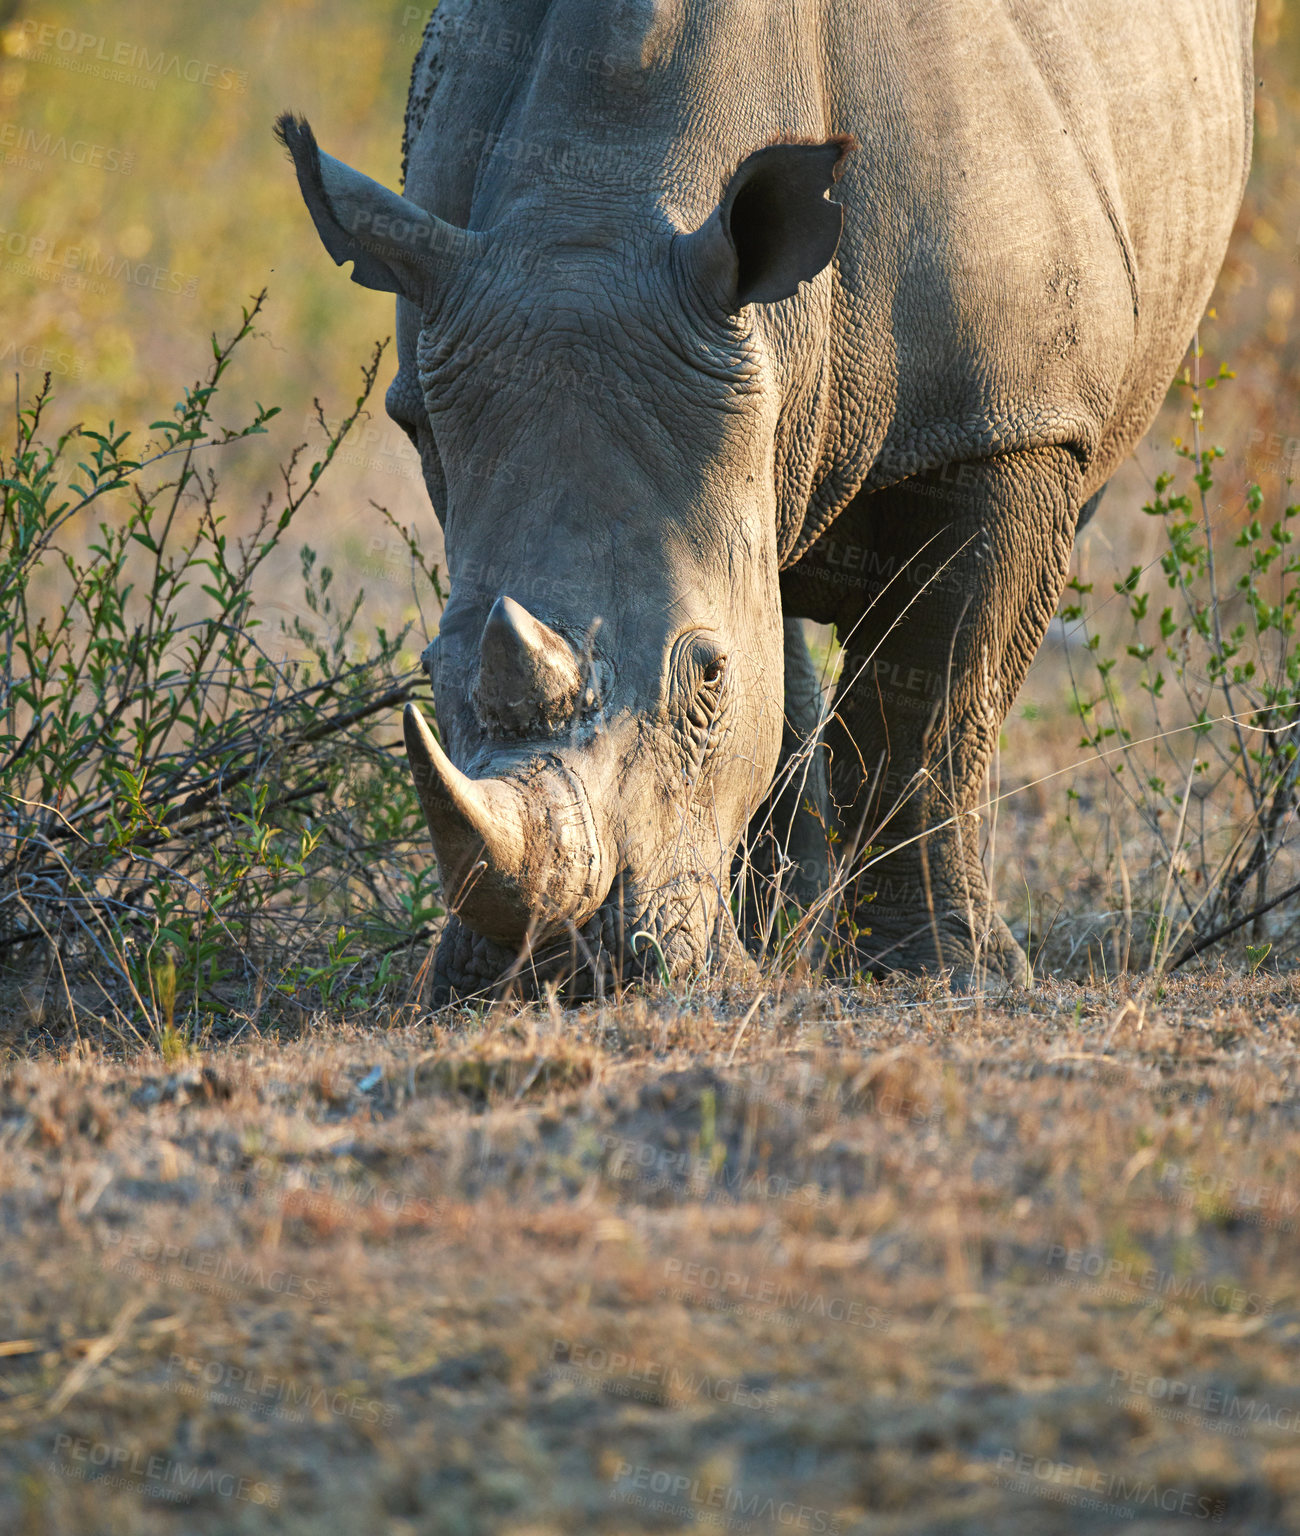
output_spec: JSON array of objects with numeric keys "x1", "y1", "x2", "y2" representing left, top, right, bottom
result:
[
  {"x1": 275, "y1": 113, "x2": 481, "y2": 305},
  {"x1": 681, "y1": 136, "x2": 856, "y2": 312}
]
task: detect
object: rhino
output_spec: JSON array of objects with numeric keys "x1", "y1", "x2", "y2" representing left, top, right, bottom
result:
[{"x1": 278, "y1": 0, "x2": 1255, "y2": 999}]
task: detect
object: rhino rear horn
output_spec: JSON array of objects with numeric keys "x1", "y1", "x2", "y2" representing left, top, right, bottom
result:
[{"x1": 475, "y1": 596, "x2": 586, "y2": 736}]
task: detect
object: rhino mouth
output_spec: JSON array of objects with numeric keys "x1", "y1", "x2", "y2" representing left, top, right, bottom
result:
[{"x1": 428, "y1": 875, "x2": 727, "y2": 1005}]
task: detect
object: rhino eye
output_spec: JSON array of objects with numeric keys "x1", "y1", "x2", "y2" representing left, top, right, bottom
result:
[{"x1": 685, "y1": 652, "x2": 727, "y2": 735}]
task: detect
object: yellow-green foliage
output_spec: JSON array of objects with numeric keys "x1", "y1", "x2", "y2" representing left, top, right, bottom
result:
[{"x1": 0, "y1": 0, "x2": 434, "y2": 635}]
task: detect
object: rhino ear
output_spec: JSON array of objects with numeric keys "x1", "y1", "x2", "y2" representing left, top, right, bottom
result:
[
  {"x1": 274, "y1": 113, "x2": 481, "y2": 304},
  {"x1": 683, "y1": 136, "x2": 856, "y2": 312}
]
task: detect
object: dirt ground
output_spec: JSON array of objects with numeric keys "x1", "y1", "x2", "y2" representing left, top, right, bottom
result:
[{"x1": 2, "y1": 970, "x2": 1298, "y2": 1535}]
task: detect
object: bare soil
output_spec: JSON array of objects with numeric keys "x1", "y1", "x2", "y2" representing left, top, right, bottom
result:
[{"x1": 2, "y1": 971, "x2": 1298, "y2": 1534}]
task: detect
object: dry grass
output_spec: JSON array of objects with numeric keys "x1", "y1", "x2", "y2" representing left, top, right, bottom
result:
[{"x1": 2, "y1": 970, "x2": 1298, "y2": 1533}]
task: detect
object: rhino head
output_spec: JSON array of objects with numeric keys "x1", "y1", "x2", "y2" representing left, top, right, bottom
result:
[{"x1": 276, "y1": 114, "x2": 850, "y2": 998}]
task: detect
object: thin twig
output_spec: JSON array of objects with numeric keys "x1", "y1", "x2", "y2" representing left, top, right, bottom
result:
[{"x1": 1167, "y1": 877, "x2": 1300, "y2": 970}]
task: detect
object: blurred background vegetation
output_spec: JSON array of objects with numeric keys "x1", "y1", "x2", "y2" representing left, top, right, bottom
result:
[
  {"x1": 2, "y1": 0, "x2": 1299, "y2": 1022},
  {"x1": 0, "y1": 0, "x2": 434, "y2": 649}
]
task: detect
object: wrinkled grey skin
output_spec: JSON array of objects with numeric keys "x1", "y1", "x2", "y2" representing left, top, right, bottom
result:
[{"x1": 280, "y1": 0, "x2": 1254, "y2": 998}]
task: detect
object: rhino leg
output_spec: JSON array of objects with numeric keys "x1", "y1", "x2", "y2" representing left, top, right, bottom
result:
[
  {"x1": 735, "y1": 615, "x2": 831, "y2": 953},
  {"x1": 823, "y1": 445, "x2": 1082, "y2": 985}
]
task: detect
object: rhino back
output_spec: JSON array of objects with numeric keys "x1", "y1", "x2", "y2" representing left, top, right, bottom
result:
[
  {"x1": 803, "y1": 0, "x2": 1254, "y2": 553},
  {"x1": 400, "y1": 0, "x2": 1253, "y2": 554}
]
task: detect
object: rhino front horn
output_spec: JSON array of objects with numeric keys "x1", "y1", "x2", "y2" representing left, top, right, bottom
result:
[
  {"x1": 475, "y1": 595, "x2": 585, "y2": 736},
  {"x1": 403, "y1": 702, "x2": 609, "y2": 943}
]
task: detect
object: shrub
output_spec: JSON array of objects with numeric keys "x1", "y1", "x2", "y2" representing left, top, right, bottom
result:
[
  {"x1": 1063, "y1": 336, "x2": 1300, "y2": 972},
  {"x1": 0, "y1": 293, "x2": 443, "y2": 1049}
]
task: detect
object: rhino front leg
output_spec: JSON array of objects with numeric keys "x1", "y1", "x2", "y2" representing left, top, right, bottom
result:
[
  {"x1": 825, "y1": 445, "x2": 1082, "y2": 983},
  {"x1": 735, "y1": 615, "x2": 831, "y2": 951}
]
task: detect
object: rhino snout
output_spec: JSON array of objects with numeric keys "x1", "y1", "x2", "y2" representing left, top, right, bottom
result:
[{"x1": 403, "y1": 701, "x2": 613, "y2": 944}]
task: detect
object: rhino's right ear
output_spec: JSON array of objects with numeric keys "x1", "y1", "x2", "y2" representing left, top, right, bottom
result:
[
  {"x1": 679, "y1": 135, "x2": 857, "y2": 313},
  {"x1": 274, "y1": 114, "x2": 481, "y2": 305}
]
